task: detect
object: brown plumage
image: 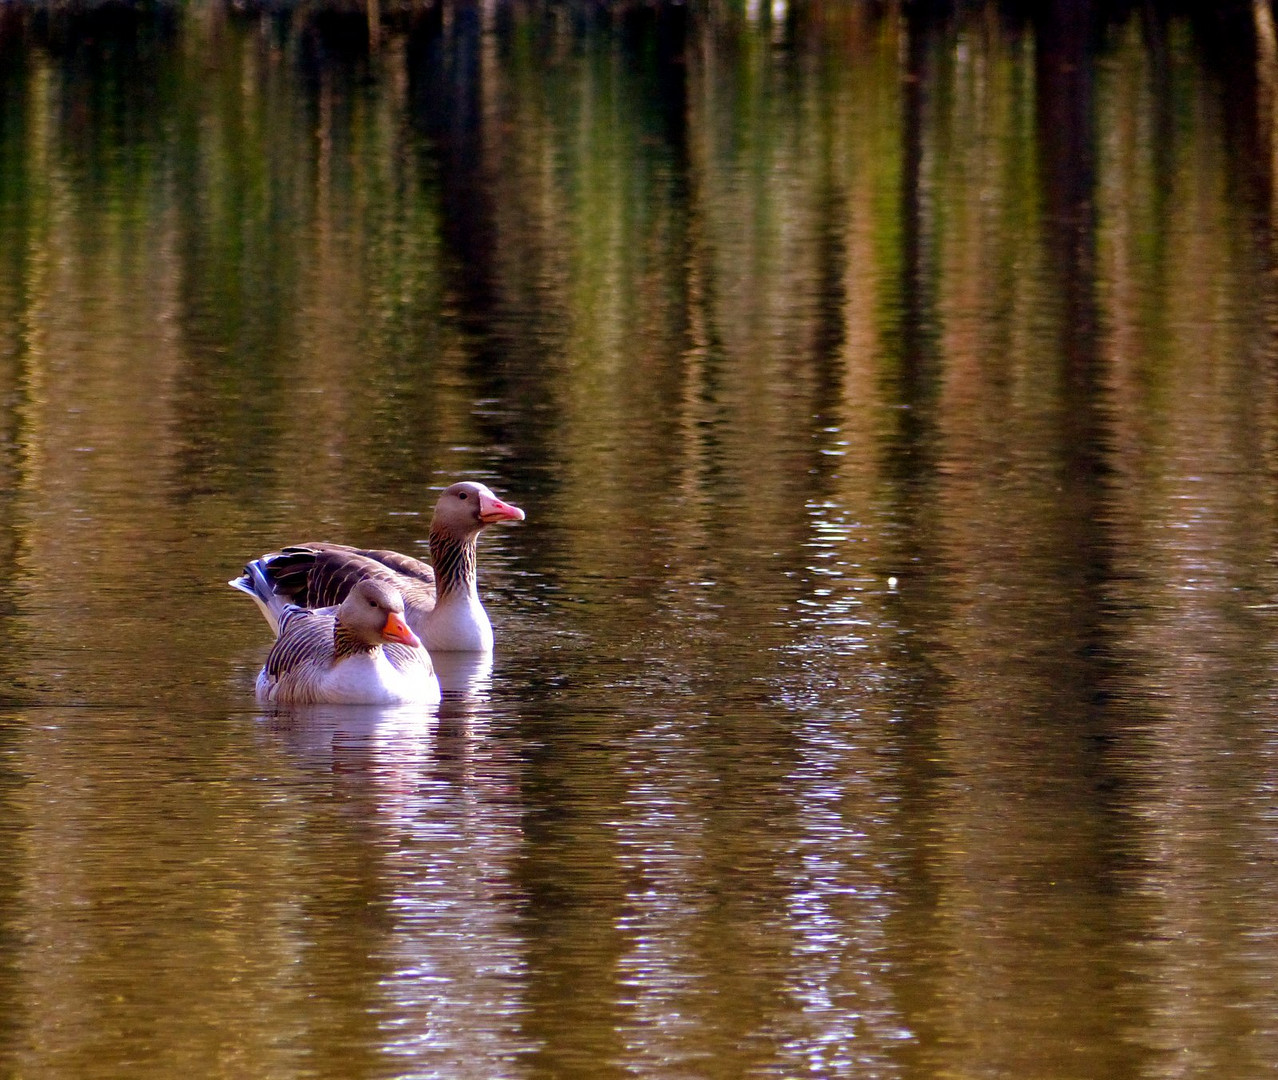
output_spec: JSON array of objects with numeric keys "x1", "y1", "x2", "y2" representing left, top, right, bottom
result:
[
  {"x1": 254, "y1": 577, "x2": 440, "y2": 705},
  {"x1": 232, "y1": 481, "x2": 525, "y2": 654},
  {"x1": 261, "y1": 543, "x2": 437, "y2": 615}
]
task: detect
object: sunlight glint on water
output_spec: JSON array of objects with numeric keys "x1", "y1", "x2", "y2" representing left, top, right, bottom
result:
[{"x1": 1, "y1": 4, "x2": 1278, "y2": 1078}]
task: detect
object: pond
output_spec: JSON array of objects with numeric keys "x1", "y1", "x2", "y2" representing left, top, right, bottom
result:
[{"x1": 2, "y1": 1, "x2": 1278, "y2": 1077}]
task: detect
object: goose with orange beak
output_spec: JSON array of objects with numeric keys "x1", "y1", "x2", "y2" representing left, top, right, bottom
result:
[{"x1": 245, "y1": 567, "x2": 440, "y2": 705}]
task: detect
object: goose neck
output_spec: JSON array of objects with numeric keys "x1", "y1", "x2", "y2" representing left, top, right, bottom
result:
[
  {"x1": 430, "y1": 529, "x2": 479, "y2": 599},
  {"x1": 334, "y1": 623, "x2": 378, "y2": 658}
]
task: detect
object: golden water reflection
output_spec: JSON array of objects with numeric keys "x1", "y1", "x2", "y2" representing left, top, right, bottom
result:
[{"x1": 2, "y1": 2, "x2": 1278, "y2": 1078}]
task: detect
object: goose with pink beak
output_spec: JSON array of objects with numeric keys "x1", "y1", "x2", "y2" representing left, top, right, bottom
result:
[{"x1": 231, "y1": 481, "x2": 525, "y2": 655}]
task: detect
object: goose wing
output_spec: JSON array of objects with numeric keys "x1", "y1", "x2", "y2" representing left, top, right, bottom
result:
[
  {"x1": 263, "y1": 605, "x2": 337, "y2": 685},
  {"x1": 257, "y1": 543, "x2": 437, "y2": 618}
]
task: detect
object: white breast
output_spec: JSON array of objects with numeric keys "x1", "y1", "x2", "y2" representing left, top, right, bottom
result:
[
  {"x1": 326, "y1": 651, "x2": 440, "y2": 705},
  {"x1": 424, "y1": 593, "x2": 494, "y2": 653}
]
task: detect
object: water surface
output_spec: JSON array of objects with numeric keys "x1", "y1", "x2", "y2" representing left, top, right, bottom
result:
[{"x1": 2, "y1": 2, "x2": 1278, "y2": 1077}]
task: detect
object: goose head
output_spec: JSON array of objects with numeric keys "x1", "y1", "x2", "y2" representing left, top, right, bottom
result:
[
  {"x1": 340, "y1": 578, "x2": 423, "y2": 648},
  {"x1": 432, "y1": 481, "x2": 525, "y2": 539}
]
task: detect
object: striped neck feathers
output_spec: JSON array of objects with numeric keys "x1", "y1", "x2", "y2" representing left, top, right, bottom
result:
[
  {"x1": 334, "y1": 622, "x2": 380, "y2": 658},
  {"x1": 430, "y1": 528, "x2": 478, "y2": 599}
]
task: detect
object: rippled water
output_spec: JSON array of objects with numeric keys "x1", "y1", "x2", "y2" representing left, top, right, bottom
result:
[{"x1": 3, "y1": 2, "x2": 1278, "y2": 1077}]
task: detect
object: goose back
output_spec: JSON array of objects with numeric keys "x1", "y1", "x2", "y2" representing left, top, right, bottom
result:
[{"x1": 260, "y1": 543, "x2": 437, "y2": 632}]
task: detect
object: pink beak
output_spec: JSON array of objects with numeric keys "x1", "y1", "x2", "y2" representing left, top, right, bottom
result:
[{"x1": 479, "y1": 493, "x2": 526, "y2": 524}]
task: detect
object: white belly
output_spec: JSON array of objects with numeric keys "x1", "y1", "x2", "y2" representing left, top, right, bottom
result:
[{"x1": 258, "y1": 650, "x2": 441, "y2": 706}]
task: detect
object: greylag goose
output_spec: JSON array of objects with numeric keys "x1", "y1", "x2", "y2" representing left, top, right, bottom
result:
[
  {"x1": 241, "y1": 564, "x2": 440, "y2": 705},
  {"x1": 231, "y1": 481, "x2": 525, "y2": 654}
]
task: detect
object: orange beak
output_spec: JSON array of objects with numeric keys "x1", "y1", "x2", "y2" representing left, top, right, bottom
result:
[
  {"x1": 479, "y1": 493, "x2": 525, "y2": 524},
  {"x1": 381, "y1": 611, "x2": 423, "y2": 648}
]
